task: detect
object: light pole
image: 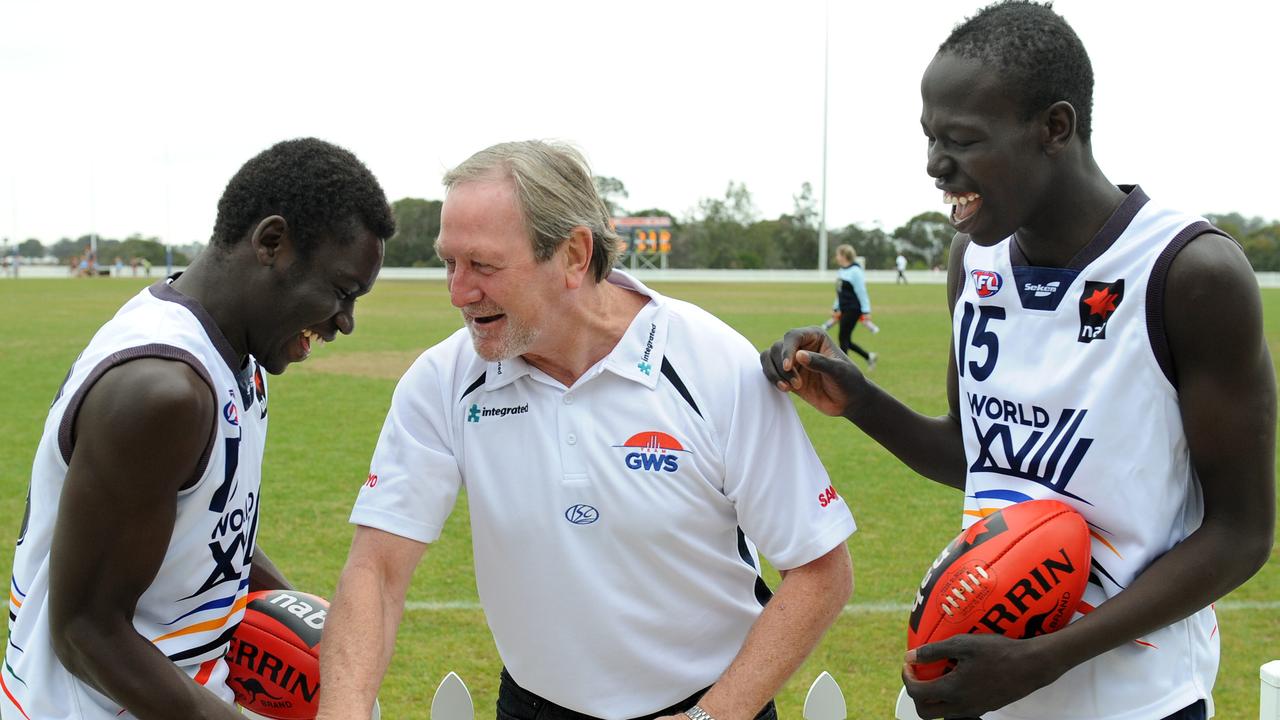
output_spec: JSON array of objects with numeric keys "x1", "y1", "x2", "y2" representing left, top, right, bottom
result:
[{"x1": 817, "y1": 0, "x2": 830, "y2": 272}]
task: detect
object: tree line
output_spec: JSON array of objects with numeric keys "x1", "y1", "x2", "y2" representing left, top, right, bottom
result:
[{"x1": 6, "y1": 182, "x2": 1277, "y2": 272}]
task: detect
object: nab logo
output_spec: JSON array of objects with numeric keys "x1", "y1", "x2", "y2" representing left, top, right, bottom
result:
[
  {"x1": 223, "y1": 400, "x2": 239, "y2": 426},
  {"x1": 616, "y1": 430, "x2": 689, "y2": 472},
  {"x1": 565, "y1": 504, "x2": 599, "y2": 525},
  {"x1": 971, "y1": 270, "x2": 1003, "y2": 298},
  {"x1": 1024, "y1": 281, "x2": 1060, "y2": 298},
  {"x1": 1078, "y1": 279, "x2": 1124, "y2": 343}
]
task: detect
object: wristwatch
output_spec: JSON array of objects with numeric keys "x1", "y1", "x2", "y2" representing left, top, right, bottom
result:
[{"x1": 685, "y1": 705, "x2": 716, "y2": 720}]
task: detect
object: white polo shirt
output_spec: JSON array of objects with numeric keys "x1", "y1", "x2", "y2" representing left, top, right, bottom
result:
[{"x1": 351, "y1": 271, "x2": 854, "y2": 719}]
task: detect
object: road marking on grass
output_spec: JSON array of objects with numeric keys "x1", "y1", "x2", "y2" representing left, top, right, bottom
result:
[{"x1": 405, "y1": 600, "x2": 1280, "y2": 613}]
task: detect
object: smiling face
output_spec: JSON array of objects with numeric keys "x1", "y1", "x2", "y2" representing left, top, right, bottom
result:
[
  {"x1": 920, "y1": 52, "x2": 1050, "y2": 245},
  {"x1": 436, "y1": 175, "x2": 567, "y2": 362},
  {"x1": 251, "y1": 222, "x2": 385, "y2": 374}
]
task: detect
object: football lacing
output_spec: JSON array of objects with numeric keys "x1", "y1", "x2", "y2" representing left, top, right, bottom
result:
[{"x1": 940, "y1": 565, "x2": 989, "y2": 617}]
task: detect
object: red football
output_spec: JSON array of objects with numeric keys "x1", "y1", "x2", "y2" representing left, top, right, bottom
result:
[
  {"x1": 227, "y1": 590, "x2": 329, "y2": 719},
  {"x1": 907, "y1": 499, "x2": 1091, "y2": 680}
]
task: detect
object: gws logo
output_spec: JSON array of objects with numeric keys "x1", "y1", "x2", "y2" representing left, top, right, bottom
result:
[
  {"x1": 223, "y1": 400, "x2": 239, "y2": 426},
  {"x1": 616, "y1": 430, "x2": 690, "y2": 473},
  {"x1": 1024, "y1": 281, "x2": 1060, "y2": 298},
  {"x1": 565, "y1": 504, "x2": 599, "y2": 525},
  {"x1": 970, "y1": 270, "x2": 1003, "y2": 298}
]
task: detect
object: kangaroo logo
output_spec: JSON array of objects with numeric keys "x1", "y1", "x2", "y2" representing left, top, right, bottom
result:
[{"x1": 231, "y1": 676, "x2": 282, "y2": 704}]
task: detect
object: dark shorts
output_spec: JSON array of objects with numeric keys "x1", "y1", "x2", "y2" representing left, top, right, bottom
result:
[
  {"x1": 1163, "y1": 699, "x2": 1207, "y2": 720},
  {"x1": 496, "y1": 668, "x2": 778, "y2": 720}
]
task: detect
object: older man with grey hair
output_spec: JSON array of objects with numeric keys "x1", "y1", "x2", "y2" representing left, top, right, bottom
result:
[{"x1": 317, "y1": 140, "x2": 854, "y2": 720}]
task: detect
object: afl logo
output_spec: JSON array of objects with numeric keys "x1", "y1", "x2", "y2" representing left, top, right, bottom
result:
[
  {"x1": 564, "y1": 504, "x2": 599, "y2": 525},
  {"x1": 222, "y1": 400, "x2": 239, "y2": 426},
  {"x1": 971, "y1": 270, "x2": 1003, "y2": 298}
]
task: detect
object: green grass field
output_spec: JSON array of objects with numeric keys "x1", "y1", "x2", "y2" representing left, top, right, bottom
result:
[{"x1": 2, "y1": 277, "x2": 1277, "y2": 718}]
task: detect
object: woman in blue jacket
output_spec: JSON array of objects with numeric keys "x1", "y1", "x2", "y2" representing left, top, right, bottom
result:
[{"x1": 830, "y1": 244, "x2": 877, "y2": 369}]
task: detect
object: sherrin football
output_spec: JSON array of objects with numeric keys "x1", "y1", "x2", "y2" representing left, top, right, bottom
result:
[
  {"x1": 227, "y1": 590, "x2": 328, "y2": 719},
  {"x1": 907, "y1": 499, "x2": 1091, "y2": 680}
]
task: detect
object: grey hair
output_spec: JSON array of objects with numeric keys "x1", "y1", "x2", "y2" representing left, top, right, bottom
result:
[{"x1": 442, "y1": 140, "x2": 621, "y2": 282}]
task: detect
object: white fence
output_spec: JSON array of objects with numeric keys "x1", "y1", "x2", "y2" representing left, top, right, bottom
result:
[{"x1": 397, "y1": 666, "x2": 1280, "y2": 720}]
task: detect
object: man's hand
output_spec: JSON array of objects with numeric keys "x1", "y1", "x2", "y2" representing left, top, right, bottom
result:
[
  {"x1": 760, "y1": 326, "x2": 864, "y2": 417},
  {"x1": 902, "y1": 634, "x2": 1066, "y2": 719}
]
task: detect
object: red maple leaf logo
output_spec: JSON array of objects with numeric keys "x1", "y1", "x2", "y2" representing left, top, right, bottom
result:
[{"x1": 1083, "y1": 287, "x2": 1119, "y2": 319}]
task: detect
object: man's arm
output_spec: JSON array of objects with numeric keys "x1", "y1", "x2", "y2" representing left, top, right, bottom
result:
[
  {"x1": 904, "y1": 233, "x2": 1276, "y2": 718},
  {"x1": 316, "y1": 525, "x2": 428, "y2": 719},
  {"x1": 657, "y1": 544, "x2": 853, "y2": 720},
  {"x1": 760, "y1": 234, "x2": 970, "y2": 488},
  {"x1": 49, "y1": 359, "x2": 244, "y2": 720}
]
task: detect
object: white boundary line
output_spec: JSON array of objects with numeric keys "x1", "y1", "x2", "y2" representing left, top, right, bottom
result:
[{"x1": 405, "y1": 599, "x2": 1280, "y2": 613}]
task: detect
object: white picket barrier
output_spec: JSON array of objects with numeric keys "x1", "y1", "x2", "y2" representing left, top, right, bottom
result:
[
  {"x1": 1262, "y1": 661, "x2": 1280, "y2": 720},
  {"x1": 425, "y1": 671, "x2": 852, "y2": 720},
  {"x1": 895, "y1": 686, "x2": 924, "y2": 719}
]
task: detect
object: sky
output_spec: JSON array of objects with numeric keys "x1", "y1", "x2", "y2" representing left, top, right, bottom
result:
[{"x1": 1, "y1": 0, "x2": 1276, "y2": 249}]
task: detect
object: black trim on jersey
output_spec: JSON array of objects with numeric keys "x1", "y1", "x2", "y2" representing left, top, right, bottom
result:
[
  {"x1": 660, "y1": 358, "x2": 702, "y2": 418},
  {"x1": 58, "y1": 344, "x2": 218, "y2": 492},
  {"x1": 1146, "y1": 221, "x2": 1230, "y2": 388},
  {"x1": 459, "y1": 371, "x2": 487, "y2": 402},
  {"x1": 1009, "y1": 185, "x2": 1150, "y2": 270},
  {"x1": 150, "y1": 279, "x2": 243, "y2": 379},
  {"x1": 166, "y1": 624, "x2": 238, "y2": 663},
  {"x1": 736, "y1": 527, "x2": 774, "y2": 607}
]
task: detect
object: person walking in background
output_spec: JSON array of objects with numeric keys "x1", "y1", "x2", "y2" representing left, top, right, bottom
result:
[
  {"x1": 830, "y1": 244, "x2": 877, "y2": 369},
  {"x1": 895, "y1": 252, "x2": 909, "y2": 283}
]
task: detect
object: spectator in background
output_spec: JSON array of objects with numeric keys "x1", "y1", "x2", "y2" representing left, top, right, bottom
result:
[
  {"x1": 895, "y1": 252, "x2": 909, "y2": 283},
  {"x1": 830, "y1": 244, "x2": 877, "y2": 370}
]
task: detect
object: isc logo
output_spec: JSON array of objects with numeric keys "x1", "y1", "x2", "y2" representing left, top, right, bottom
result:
[
  {"x1": 817, "y1": 484, "x2": 840, "y2": 508},
  {"x1": 970, "y1": 269, "x2": 1003, "y2": 298}
]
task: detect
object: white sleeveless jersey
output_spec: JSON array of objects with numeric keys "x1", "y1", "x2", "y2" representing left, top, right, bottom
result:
[
  {"x1": 954, "y1": 187, "x2": 1222, "y2": 719},
  {"x1": 4, "y1": 281, "x2": 268, "y2": 720}
]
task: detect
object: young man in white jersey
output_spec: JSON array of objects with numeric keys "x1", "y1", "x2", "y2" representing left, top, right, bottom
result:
[
  {"x1": 761, "y1": 2, "x2": 1274, "y2": 719},
  {"x1": 317, "y1": 140, "x2": 854, "y2": 720},
  {"x1": 2, "y1": 138, "x2": 394, "y2": 720}
]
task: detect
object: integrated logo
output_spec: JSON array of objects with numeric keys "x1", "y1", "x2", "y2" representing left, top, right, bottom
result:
[
  {"x1": 466, "y1": 402, "x2": 529, "y2": 423},
  {"x1": 615, "y1": 430, "x2": 690, "y2": 473},
  {"x1": 1024, "y1": 281, "x2": 1060, "y2": 298},
  {"x1": 564, "y1": 504, "x2": 599, "y2": 525},
  {"x1": 970, "y1": 270, "x2": 1003, "y2": 298},
  {"x1": 1078, "y1": 279, "x2": 1124, "y2": 343},
  {"x1": 637, "y1": 322, "x2": 657, "y2": 375},
  {"x1": 223, "y1": 400, "x2": 239, "y2": 426}
]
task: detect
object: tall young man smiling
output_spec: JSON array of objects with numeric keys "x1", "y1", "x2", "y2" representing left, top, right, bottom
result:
[{"x1": 761, "y1": 2, "x2": 1275, "y2": 718}]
